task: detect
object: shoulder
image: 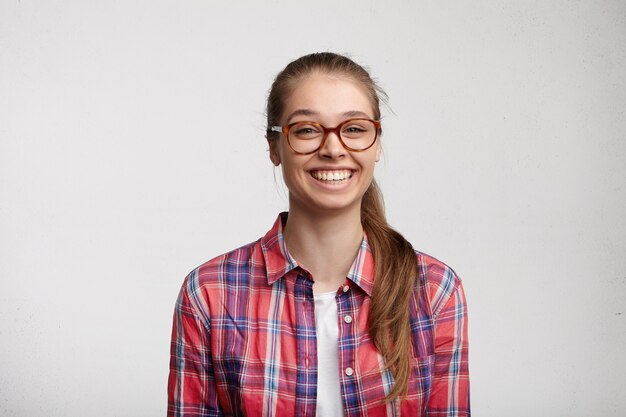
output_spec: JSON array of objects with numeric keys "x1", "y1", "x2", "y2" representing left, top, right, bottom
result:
[
  {"x1": 189, "y1": 239, "x2": 262, "y2": 288},
  {"x1": 178, "y1": 239, "x2": 263, "y2": 314},
  {"x1": 415, "y1": 250, "x2": 464, "y2": 317},
  {"x1": 201, "y1": 239, "x2": 260, "y2": 276}
]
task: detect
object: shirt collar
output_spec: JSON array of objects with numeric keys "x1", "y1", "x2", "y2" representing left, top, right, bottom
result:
[{"x1": 260, "y1": 212, "x2": 375, "y2": 296}]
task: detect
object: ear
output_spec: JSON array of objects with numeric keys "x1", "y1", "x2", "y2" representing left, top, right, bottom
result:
[
  {"x1": 375, "y1": 142, "x2": 382, "y2": 162},
  {"x1": 268, "y1": 138, "x2": 281, "y2": 166}
]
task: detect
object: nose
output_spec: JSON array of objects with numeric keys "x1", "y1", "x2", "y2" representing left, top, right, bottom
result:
[{"x1": 318, "y1": 131, "x2": 346, "y2": 159}]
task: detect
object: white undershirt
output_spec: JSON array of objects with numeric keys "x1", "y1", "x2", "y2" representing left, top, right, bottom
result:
[{"x1": 313, "y1": 291, "x2": 344, "y2": 417}]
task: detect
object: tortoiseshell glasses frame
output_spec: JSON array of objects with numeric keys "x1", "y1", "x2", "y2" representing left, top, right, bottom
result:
[{"x1": 270, "y1": 118, "x2": 382, "y2": 155}]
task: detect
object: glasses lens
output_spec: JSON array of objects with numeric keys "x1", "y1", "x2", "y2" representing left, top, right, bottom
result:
[
  {"x1": 288, "y1": 122, "x2": 324, "y2": 153},
  {"x1": 340, "y1": 119, "x2": 377, "y2": 150}
]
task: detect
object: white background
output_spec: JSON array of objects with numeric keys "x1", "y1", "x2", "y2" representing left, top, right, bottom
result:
[{"x1": 1, "y1": 1, "x2": 625, "y2": 416}]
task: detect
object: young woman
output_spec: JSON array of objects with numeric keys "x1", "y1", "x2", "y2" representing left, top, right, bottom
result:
[{"x1": 168, "y1": 52, "x2": 470, "y2": 417}]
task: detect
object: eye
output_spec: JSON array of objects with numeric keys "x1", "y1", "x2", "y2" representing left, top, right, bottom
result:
[
  {"x1": 341, "y1": 121, "x2": 371, "y2": 138},
  {"x1": 291, "y1": 123, "x2": 322, "y2": 139}
]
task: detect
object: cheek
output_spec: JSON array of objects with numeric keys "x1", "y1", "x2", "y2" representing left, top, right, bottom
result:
[
  {"x1": 279, "y1": 159, "x2": 305, "y2": 188},
  {"x1": 358, "y1": 154, "x2": 378, "y2": 174}
]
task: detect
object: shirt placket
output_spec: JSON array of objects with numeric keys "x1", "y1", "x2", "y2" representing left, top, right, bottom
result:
[{"x1": 336, "y1": 283, "x2": 363, "y2": 416}]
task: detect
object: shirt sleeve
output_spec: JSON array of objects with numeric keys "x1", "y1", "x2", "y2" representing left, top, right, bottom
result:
[
  {"x1": 427, "y1": 278, "x2": 471, "y2": 416},
  {"x1": 168, "y1": 279, "x2": 224, "y2": 417}
]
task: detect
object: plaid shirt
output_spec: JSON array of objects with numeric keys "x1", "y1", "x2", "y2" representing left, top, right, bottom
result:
[{"x1": 168, "y1": 213, "x2": 470, "y2": 416}]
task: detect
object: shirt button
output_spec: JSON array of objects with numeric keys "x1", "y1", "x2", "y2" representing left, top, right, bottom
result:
[
  {"x1": 345, "y1": 367, "x2": 354, "y2": 376},
  {"x1": 344, "y1": 315, "x2": 352, "y2": 324},
  {"x1": 342, "y1": 285, "x2": 350, "y2": 293}
]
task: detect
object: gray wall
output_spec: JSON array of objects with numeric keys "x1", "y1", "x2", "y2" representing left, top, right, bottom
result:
[{"x1": 1, "y1": 1, "x2": 625, "y2": 416}]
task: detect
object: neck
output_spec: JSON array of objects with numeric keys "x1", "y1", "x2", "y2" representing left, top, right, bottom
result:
[{"x1": 283, "y1": 203, "x2": 363, "y2": 293}]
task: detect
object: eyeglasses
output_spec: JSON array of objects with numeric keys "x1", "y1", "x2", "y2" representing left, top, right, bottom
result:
[{"x1": 270, "y1": 118, "x2": 381, "y2": 155}]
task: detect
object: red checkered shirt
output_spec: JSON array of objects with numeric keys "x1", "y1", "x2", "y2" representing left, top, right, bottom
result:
[{"x1": 168, "y1": 213, "x2": 470, "y2": 416}]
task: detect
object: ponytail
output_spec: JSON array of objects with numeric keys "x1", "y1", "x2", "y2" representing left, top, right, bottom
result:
[{"x1": 362, "y1": 179, "x2": 418, "y2": 401}]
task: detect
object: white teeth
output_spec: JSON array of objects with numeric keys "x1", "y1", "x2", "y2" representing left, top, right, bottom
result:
[{"x1": 311, "y1": 170, "x2": 353, "y2": 182}]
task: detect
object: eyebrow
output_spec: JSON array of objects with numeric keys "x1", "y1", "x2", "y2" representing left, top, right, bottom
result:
[
  {"x1": 286, "y1": 109, "x2": 320, "y2": 124},
  {"x1": 342, "y1": 110, "x2": 372, "y2": 119},
  {"x1": 286, "y1": 109, "x2": 373, "y2": 124}
]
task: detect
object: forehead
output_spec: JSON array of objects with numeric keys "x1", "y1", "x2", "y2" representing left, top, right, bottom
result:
[{"x1": 282, "y1": 73, "x2": 374, "y2": 121}]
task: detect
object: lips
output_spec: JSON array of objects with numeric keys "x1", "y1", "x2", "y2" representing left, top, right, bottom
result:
[{"x1": 309, "y1": 169, "x2": 354, "y2": 182}]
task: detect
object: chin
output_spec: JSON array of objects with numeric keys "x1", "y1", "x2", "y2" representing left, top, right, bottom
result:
[{"x1": 302, "y1": 195, "x2": 363, "y2": 215}]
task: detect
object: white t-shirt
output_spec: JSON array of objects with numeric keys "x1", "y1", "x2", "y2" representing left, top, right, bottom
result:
[{"x1": 314, "y1": 291, "x2": 344, "y2": 417}]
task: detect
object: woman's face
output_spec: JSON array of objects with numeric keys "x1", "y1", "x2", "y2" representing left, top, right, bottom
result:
[{"x1": 269, "y1": 72, "x2": 381, "y2": 216}]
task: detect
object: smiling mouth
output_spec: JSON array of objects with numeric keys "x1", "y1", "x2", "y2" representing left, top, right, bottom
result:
[{"x1": 310, "y1": 170, "x2": 354, "y2": 183}]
